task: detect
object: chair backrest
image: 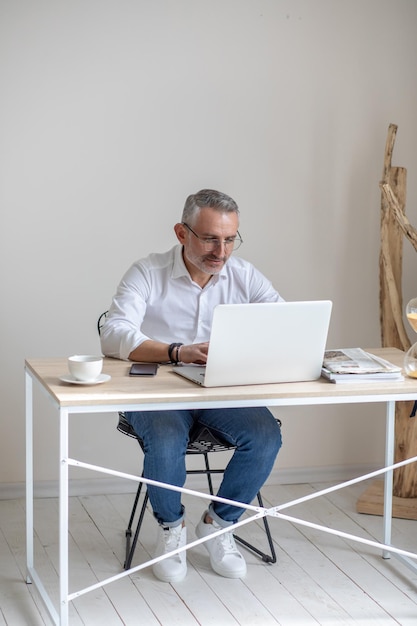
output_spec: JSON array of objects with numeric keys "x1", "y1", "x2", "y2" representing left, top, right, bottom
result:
[{"x1": 97, "y1": 311, "x2": 108, "y2": 337}]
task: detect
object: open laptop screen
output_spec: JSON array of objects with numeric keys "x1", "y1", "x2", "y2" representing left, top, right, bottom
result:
[{"x1": 174, "y1": 301, "x2": 332, "y2": 387}]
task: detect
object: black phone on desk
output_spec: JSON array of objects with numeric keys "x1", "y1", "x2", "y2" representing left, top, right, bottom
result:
[{"x1": 129, "y1": 363, "x2": 159, "y2": 376}]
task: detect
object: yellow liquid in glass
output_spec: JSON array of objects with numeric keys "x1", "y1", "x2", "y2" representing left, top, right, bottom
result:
[{"x1": 407, "y1": 312, "x2": 417, "y2": 332}]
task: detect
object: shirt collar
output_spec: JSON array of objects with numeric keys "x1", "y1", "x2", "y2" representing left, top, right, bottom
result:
[{"x1": 172, "y1": 245, "x2": 190, "y2": 279}]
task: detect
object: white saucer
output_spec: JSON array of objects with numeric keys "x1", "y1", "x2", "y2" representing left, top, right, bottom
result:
[{"x1": 59, "y1": 374, "x2": 111, "y2": 385}]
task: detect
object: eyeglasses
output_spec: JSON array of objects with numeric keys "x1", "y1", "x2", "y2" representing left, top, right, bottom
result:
[{"x1": 182, "y1": 223, "x2": 243, "y2": 251}]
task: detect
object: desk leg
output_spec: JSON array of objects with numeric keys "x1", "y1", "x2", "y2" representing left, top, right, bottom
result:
[
  {"x1": 25, "y1": 371, "x2": 33, "y2": 583},
  {"x1": 383, "y1": 400, "x2": 395, "y2": 559},
  {"x1": 59, "y1": 408, "x2": 69, "y2": 626}
]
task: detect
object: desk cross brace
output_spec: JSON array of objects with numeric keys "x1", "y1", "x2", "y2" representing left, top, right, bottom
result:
[{"x1": 64, "y1": 452, "x2": 417, "y2": 603}]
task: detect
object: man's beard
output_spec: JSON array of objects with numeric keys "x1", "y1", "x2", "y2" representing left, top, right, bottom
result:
[{"x1": 186, "y1": 250, "x2": 228, "y2": 275}]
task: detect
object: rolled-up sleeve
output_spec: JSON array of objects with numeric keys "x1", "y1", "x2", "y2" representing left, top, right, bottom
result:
[{"x1": 100, "y1": 264, "x2": 151, "y2": 360}]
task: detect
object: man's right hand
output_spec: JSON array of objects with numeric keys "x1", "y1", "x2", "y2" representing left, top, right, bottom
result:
[{"x1": 180, "y1": 342, "x2": 209, "y2": 365}]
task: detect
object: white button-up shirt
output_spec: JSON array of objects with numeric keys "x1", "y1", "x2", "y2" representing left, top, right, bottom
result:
[{"x1": 100, "y1": 245, "x2": 284, "y2": 360}]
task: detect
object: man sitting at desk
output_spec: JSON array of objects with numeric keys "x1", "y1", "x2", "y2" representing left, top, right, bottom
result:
[{"x1": 100, "y1": 188, "x2": 283, "y2": 583}]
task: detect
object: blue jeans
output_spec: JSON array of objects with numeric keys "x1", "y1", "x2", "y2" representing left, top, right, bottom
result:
[{"x1": 125, "y1": 407, "x2": 282, "y2": 526}]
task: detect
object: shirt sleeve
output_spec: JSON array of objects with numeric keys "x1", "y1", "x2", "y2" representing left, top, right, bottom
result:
[
  {"x1": 100, "y1": 262, "x2": 153, "y2": 360},
  {"x1": 245, "y1": 262, "x2": 285, "y2": 303},
  {"x1": 254, "y1": 274, "x2": 285, "y2": 303}
]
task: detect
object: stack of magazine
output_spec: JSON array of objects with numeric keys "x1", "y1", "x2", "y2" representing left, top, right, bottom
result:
[{"x1": 321, "y1": 348, "x2": 403, "y2": 383}]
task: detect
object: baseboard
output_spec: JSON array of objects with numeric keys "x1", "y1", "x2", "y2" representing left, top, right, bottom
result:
[{"x1": 0, "y1": 464, "x2": 379, "y2": 500}]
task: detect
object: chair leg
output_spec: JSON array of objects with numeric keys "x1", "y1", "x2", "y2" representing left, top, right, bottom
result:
[
  {"x1": 203, "y1": 452, "x2": 214, "y2": 495},
  {"x1": 124, "y1": 479, "x2": 148, "y2": 570},
  {"x1": 124, "y1": 454, "x2": 216, "y2": 570},
  {"x1": 123, "y1": 455, "x2": 277, "y2": 570},
  {"x1": 234, "y1": 491, "x2": 277, "y2": 563}
]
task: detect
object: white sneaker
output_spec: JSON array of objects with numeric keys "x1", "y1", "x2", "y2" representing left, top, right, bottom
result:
[
  {"x1": 195, "y1": 511, "x2": 247, "y2": 578},
  {"x1": 153, "y1": 524, "x2": 187, "y2": 583}
]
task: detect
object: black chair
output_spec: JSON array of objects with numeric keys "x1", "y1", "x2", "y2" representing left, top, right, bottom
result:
[{"x1": 97, "y1": 311, "x2": 276, "y2": 570}]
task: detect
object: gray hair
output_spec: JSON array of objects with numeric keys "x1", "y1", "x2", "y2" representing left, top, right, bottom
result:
[{"x1": 181, "y1": 189, "x2": 239, "y2": 225}]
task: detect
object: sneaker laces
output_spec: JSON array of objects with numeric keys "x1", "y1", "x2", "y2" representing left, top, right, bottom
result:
[
  {"x1": 161, "y1": 525, "x2": 183, "y2": 552},
  {"x1": 220, "y1": 531, "x2": 238, "y2": 555},
  {"x1": 212, "y1": 523, "x2": 240, "y2": 558}
]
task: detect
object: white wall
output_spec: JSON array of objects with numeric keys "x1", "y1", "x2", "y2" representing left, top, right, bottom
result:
[{"x1": 1, "y1": 0, "x2": 417, "y2": 495}]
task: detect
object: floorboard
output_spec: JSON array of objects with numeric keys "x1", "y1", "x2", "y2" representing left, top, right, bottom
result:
[{"x1": 2, "y1": 482, "x2": 417, "y2": 625}]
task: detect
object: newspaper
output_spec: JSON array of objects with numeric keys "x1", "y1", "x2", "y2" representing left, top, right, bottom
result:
[{"x1": 322, "y1": 348, "x2": 402, "y2": 375}]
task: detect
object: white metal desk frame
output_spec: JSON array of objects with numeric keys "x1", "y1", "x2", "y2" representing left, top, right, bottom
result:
[{"x1": 25, "y1": 363, "x2": 417, "y2": 626}]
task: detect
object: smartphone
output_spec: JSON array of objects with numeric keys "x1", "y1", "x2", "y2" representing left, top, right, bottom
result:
[{"x1": 129, "y1": 363, "x2": 159, "y2": 376}]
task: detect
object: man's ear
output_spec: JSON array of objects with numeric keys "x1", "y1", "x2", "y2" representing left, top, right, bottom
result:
[{"x1": 174, "y1": 222, "x2": 187, "y2": 244}]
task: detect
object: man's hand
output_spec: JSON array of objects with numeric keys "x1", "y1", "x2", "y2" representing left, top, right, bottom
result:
[{"x1": 180, "y1": 342, "x2": 209, "y2": 365}]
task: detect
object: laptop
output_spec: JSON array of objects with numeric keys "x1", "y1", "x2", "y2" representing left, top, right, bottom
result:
[{"x1": 173, "y1": 300, "x2": 332, "y2": 387}]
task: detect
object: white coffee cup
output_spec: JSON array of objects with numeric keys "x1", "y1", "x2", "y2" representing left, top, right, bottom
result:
[{"x1": 68, "y1": 355, "x2": 103, "y2": 382}]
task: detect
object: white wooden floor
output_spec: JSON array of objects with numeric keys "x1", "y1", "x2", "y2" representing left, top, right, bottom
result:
[{"x1": 2, "y1": 480, "x2": 417, "y2": 625}]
